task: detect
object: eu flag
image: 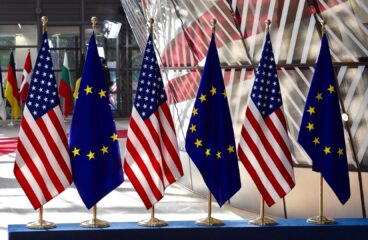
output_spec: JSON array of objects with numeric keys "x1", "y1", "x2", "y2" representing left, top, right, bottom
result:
[
  {"x1": 298, "y1": 33, "x2": 350, "y2": 204},
  {"x1": 69, "y1": 33, "x2": 124, "y2": 209},
  {"x1": 185, "y1": 33, "x2": 241, "y2": 206}
]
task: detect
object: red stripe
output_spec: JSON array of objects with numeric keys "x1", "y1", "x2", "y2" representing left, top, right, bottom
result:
[
  {"x1": 16, "y1": 140, "x2": 53, "y2": 202},
  {"x1": 159, "y1": 104, "x2": 183, "y2": 176},
  {"x1": 237, "y1": 146, "x2": 274, "y2": 206},
  {"x1": 130, "y1": 117, "x2": 164, "y2": 185},
  {"x1": 21, "y1": 118, "x2": 64, "y2": 194},
  {"x1": 124, "y1": 162, "x2": 154, "y2": 209},
  {"x1": 246, "y1": 109, "x2": 294, "y2": 191},
  {"x1": 241, "y1": 114, "x2": 286, "y2": 198},
  {"x1": 14, "y1": 163, "x2": 42, "y2": 209},
  {"x1": 275, "y1": 109, "x2": 294, "y2": 165},
  {"x1": 47, "y1": 109, "x2": 73, "y2": 183},
  {"x1": 125, "y1": 138, "x2": 163, "y2": 201},
  {"x1": 36, "y1": 116, "x2": 71, "y2": 191}
]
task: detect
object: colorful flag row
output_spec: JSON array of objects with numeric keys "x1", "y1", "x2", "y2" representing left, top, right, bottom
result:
[{"x1": 13, "y1": 23, "x2": 350, "y2": 213}]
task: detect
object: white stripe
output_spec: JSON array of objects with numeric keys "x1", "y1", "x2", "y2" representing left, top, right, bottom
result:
[
  {"x1": 267, "y1": 0, "x2": 277, "y2": 22},
  {"x1": 240, "y1": 0, "x2": 249, "y2": 36},
  {"x1": 281, "y1": 67, "x2": 306, "y2": 102},
  {"x1": 238, "y1": 139, "x2": 279, "y2": 203},
  {"x1": 158, "y1": 106, "x2": 182, "y2": 181},
  {"x1": 295, "y1": 67, "x2": 310, "y2": 87},
  {"x1": 126, "y1": 116, "x2": 164, "y2": 194},
  {"x1": 15, "y1": 151, "x2": 47, "y2": 204},
  {"x1": 247, "y1": 102, "x2": 294, "y2": 189},
  {"x1": 344, "y1": 65, "x2": 365, "y2": 110},
  {"x1": 125, "y1": 150, "x2": 158, "y2": 204},
  {"x1": 286, "y1": 0, "x2": 305, "y2": 63},
  {"x1": 351, "y1": 86, "x2": 368, "y2": 137},
  {"x1": 273, "y1": 0, "x2": 290, "y2": 63},
  {"x1": 17, "y1": 127, "x2": 58, "y2": 197},
  {"x1": 337, "y1": 66, "x2": 347, "y2": 85},
  {"x1": 23, "y1": 107, "x2": 70, "y2": 188},
  {"x1": 301, "y1": 16, "x2": 316, "y2": 63},
  {"x1": 249, "y1": 0, "x2": 262, "y2": 58},
  {"x1": 358, "y1": 133, "x2": 368, "y2": 163},
  {"x1": 231, "y1": 0, "x2": 237, "y2": 12}
]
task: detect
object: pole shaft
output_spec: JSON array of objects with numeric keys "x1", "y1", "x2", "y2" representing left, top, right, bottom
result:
[
  {"x1": 260, "y1": 197, "x2": 265, "y2": 221},
  {"x1": 208, "y1": 192, "x2": 212, "y2": 219},
  {"x1": 39, "y1": 206, "x2": 43, "y2": 226},
  {"x1": 319, "y1": 174, "x2": 323, "y2": 218},
  {"x1": 151, "y1": 205, "x2": 155, "y2": 222},
  {"x1": 93, "y1": 205, "x2": 97, "y2": 222}
]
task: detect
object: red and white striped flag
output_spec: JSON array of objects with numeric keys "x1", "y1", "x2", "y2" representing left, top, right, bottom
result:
[
  {"x1": 124, "y1": 34, "x2": 184, "y2": 209},
  {"x1": 237, "y1": 32, "x2": 295, "y2": 207},
  {"x1": 14, "y1": 32, "x2": 72, "y2": 209},
  {"x1": 20, "y1": 51, "x2": 32, "y2": 103}
]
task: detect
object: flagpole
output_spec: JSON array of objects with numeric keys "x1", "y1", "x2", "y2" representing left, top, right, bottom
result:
[{"x1": 137, "y1": 19, "x2": 168, "y2": 228}]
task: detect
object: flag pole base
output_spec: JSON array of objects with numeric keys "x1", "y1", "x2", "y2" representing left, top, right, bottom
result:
[
  {"x1": 26, "y1": 220, "x2": 56, "y2": 229},
  {"x1": 138, "y1": 217, "x2": 167, "y2": 227},
  {"x1": 80, "y1": 218, "x2": 110, "y2": 228},
  {"x1": 306, "y1": 215, "x2": 335, "y2": 224},
  {"x1": 195, "y1": 217, "x2": 224, "y2": 226},
  {"x1": 248, "y1": 216, "x2": 276, "y2": 226}
]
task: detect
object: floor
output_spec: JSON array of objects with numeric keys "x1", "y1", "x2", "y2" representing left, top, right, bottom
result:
[{"x1": 0, "y1": 118, "x2": 257, "y2": 239}]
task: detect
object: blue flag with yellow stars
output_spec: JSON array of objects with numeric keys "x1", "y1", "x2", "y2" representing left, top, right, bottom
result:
[
  {"x1": 69, "y1": 32, "x2": 124, "y2": 209},
  {"x1": 298, "y1": 33, "x2": 350, "y2": 204},
  {"x1": 185, "y1": 33, "x2": 241, "y2": 206}
]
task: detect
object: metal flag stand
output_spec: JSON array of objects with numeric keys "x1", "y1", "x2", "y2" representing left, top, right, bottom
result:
[
  {"x1": 78, "y1": 17, "x2": 110, "y2": 229},
  {"x1": 247, "y1": 20, "x2": 277, "y2": 226},
  {"x1": 306, "y1": 21, "x2": 335, "y2": 225},
  {"x1": 137, "y1": 19, "x2": 168, "y2": 228},
  {"x1": 26, "y1": 17, "x2": 56, "y2": 230},
  {"x1": 194, "y1": 19, "x2": 224, "y2": 227}
]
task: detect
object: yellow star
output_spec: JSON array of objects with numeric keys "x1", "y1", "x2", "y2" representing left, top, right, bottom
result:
[
  {"x1": 72, "y1": 147, "x2": 80, "y2": 157},
  {"x1": 306, "y1": 122, "x2": 314, "y2": 131},
  {"x1": 98, "y1": 89, "x2": 106, "y2": 98},
  {"x1": 323, "y1": 146, "x2": 331, "y2": 155},
  {"x1": 227, "y1": 145, "x2": 235, "y2": 153},
  {"x1": 205, "y1": 148, "x2": 211, "y2": 157},
  {"x1": 210, "y1": 86, "x2": 217, "y2": 96},
  {"x1": 199, "y1": 93, "x2": 207, "y2": 103},
  {"x1": 307, "y1": 106, "x2": 315, "y2": 115},
  {"x1": 189, "y1": 124, "x2": 196, "y2": 133},
  {"x1": 337, "y1": 148, "x2": 344, "y2": 156},
  {"x1": 84, "y1": 85, "x2": 93, "y2": 95},
  {"x1": 222, "y1": 90, "x2": 227, "y2": 98},
  {"x1": 194, "y1": 139, "x2": 202, "y2": 148},
  {"x1": 315, "y1": 92, "x2": 323, "y2": 101},
  {"x1": 87, "y1": 151, "x2": 95, "y2": 160},
  {"x1": 327, "y1": 84, "x2": 335, "y2": 94},
  {"x1": 313, "y1": 137, "x2": 320, "y2": 145},
  {"x1": 101, "y1": 145, "x2": 109, "y2": 154},
  {"x1": 111, "y1": 133, "x2": 118, "y2": 142},
  {"x1": 216, "y1": 151, "x2": 221, "y2": 159},
  {"x1": 192, "y1": 108, "x2": 198, "y2": 116}
]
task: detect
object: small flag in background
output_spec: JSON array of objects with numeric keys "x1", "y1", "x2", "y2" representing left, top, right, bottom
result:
[
  {"x1": 185, "y1": 33, "x2": 241, "y2": 206},
  {"x1": 124, "y1": 33, "x2": 183, "y2": 209},
  {"x1": 237, "y1": 32, "x2": 295, "y2": 207},
  {"x1": 5, "y1": 51, "x2": 21, "y2": 120},
  {"x1": 20, "y1": 50, "x2": 32, "y2": 103},
  {"x1": 58, "y1": 52, "x2": 73, "y2": 116},
  {"x1": 14, "y1": 32, "x2": 72, "y2": 209},
  {"x1": 73, "y1": 53, "x2": 85, "y2": 100},
  {"x1": 0, "y1": 65, "x2": 6, "y2": 120},
  {"x1": 298, "y1": 33, "x2": 350, "y2": 204},
  {"x1": 69, "y1": 32, "x2": 124, "y2": 209}
]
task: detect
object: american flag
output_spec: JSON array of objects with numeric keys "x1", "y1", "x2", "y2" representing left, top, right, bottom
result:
[
  {"x1": 237, "y1": 32, "x2": 295, "y2": 207},
  {"x1": 14, "y1": 32, "x2": 72, "y2": 209},
  {"x1": 124, "y1": 34, "x2": 184, "y2": 209}
]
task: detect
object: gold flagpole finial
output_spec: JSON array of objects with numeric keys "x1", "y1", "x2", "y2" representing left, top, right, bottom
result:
[
  {"x1": 320, "y1": 20, "x2": 326, "y2": 35},
  {"x1": 210, "y1": 19, "x2": 217, "y2": 33},
  {"x1": 41, "y1": 16, "x2": 48, "y2": 33},
  {"x1": 148, "y1": 18, "x2": 154, "y2": 34},
  {"x1": 265, "y1": 19, "x2": 271, "y2": 32},
  {"x1": 91, "y1": 16, "x2": 98, "y2": 31}
]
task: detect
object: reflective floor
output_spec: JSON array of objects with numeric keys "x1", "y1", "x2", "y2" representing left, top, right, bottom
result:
[{"x1": 0, "y1": 119, "x2": 257, "y2": 239}]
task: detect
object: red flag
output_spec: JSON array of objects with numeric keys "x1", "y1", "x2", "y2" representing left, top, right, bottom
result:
[
  {"x1": 58, "y1": 52, "x2": 73, "y2": 116},
  {"x1": 20, "y1": 51, "x2": 32, "y2": 103},
  {"x1": 237, "y1": 32, "x2": 295, "y2": 207},
  {"x1": 124, "y1": 34, "x2": 183, "y2": 209},
  {"x1": 14, "y1": 32, "x2": 72, "y2": 209}
]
